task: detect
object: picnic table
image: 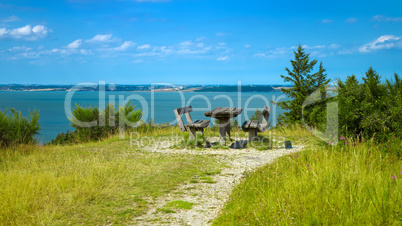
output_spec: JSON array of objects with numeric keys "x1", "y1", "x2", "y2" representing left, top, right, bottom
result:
[{"x1": 204, "y1": 107, "x2": 243, "y2": 145}]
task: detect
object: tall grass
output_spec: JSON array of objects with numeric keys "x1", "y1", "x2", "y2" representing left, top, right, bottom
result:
[
  {"x1": 0, "y1": 108, "x2": 40, "y2": 147},
  {"x1": 214, "y1": 127, "x2": 402, "y2": 225},
  {"x1": 0, "y1": 136, "x2": 221, "y2": 224}
]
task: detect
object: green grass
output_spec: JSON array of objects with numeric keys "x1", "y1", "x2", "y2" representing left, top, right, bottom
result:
[
  {"x1": 214, "y1": 126, "x2": 402, "y2": 225},
  {"x1": 7, "y1": 123, "x2": 398, "y2": 224},
  {"x1": 157, "y1": 200, "x2": 194, "y2": 214},
  {"x1": 199, "y1": 176, "x2": 217, "y2": 183},
  {"x1": 165, "y1": 200, "x2": 194, "y2": 210},
  {"x1": 157, "y1": 208, "x2": 177, "y2": 213},
  {"x1": 0, "y1": 133, "x2": 221, "y2": 225}
]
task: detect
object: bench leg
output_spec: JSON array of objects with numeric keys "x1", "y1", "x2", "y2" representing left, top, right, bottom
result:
[
  {"x1": 201, "y1": 129, "x2": 206, "y2": 142},
  {"x1": 226, "y1": 123, "x2": 231, "y2": 140},
  {"x1": 248, "y1": 129, "x2": 257, "y2": 143},
  {"x1": 189, "y1": 128, "x2": 196, "y2": 141},
  {"x1": 201, "y1": 129, "x2": 211, "y2": 148},
  {"x1": 219, "y1": 118, "x2": 229, "y2": 146}
]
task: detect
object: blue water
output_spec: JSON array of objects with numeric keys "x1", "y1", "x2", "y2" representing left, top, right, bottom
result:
[{"x1": 0, "y1": 91, "x2": 288, "y2": 143}]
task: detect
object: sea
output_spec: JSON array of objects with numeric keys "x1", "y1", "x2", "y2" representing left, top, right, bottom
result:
[{"x1": 0, "y1": 91, "x2": 289, "y2": 144}]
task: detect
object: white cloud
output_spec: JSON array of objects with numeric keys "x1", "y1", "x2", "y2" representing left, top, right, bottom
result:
[
  {"x1": 32, "y1": 25, "x2": 48, "y2": 35},
  {"x1": 11, "y1": 51, "x2": 40, "y2": 59},
  {"x1": 313, "y1": 45, "x2": 325, "y2": 49},
  {"x1": 0, "y1": 15, "x2": 19, "y2": 23},
  {"x1": 80, "y1": 49, "x2": 92, "y2": 55},
  {"x1": 372, "y1": 15, "x2": 402, "y2": 22},
  {"x1": 134, "y1": 52, "x2": 161, "y2": 57},
  {"x1": 177, "y1": 47, "x2": 210, "y2": 55},
  {"x1": 47, "y1": 47, "x2": 92, "y2": 56},
  {"x1": 0, "y1": 24, "x2": 49, "y2": 40},
  {"x1": 179, "y1": 41, "x2": 193, "y2": 47},
  {"x1": 328, "y1": 44, "x2": 341, "y2": 49},
  {"x1": 114, "y1": 41, "x2": 135, "y2": 51},
  {"x1": 298, "y1": 45, "x2": 326, "y2": 49},
  {"x1": 256, "y1": 47, "x2": 294, "y2": 58},
  {"x1": 138, "y1": 44, "x2": 151, "y2": 50},
  {"x1": 359, "y1": 35, "x2": 402, "y2": 52},
  {"x1": 8, "y1": 46, "x2": 32, "y2": 51},
  {"x1": 216, "y1": 42, "x2": 227, "y2": 50},
  {"x1": 87, "y1": 34, "x2": 114, "y2": 42},
  {"x1": 268, "y1": 48, "x2": 288, "y2": 56},
  {"x1": 345, "y1": 18, "x2": 357, "y2": 23},
  {"x1": 310, "y1": 51, "x2": 327, "y2": 58},
  {"x1": 322, "y1": 19, "x2": 334, "y2": 24},
  {"x1": 0, "y1": 28, "x2": 6, "y2": 36},
  {"x1": 67, "y1": 39, "x2": 82, "y2": 49},
  {"x1": 216, "y1": 56, "x2": 229, "y2": 61},
  {"x1": 244, "y1": 44, "x2": 251, "y2": 48},
  {"x1": 9, "y1": 25, "x2": 32, "y2": 36}
]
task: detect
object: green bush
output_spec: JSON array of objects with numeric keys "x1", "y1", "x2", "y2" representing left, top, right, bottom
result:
[
  {"x1": 69, "y1": 102, "x2": 142, "y2": 142},
  {"x1": 0, "y1": 108, "x2": 40, "y2": 147},
  {"x1": 49, "y1": 130, "x2": 76, "y2": 145},
  {"x1": 337, "y1": 68, "x2": 402, "y2": 141}
]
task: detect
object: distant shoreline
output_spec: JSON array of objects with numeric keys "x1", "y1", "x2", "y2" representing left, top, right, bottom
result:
[
  {"x1": 0, "y1": 84, "x2": 290, "y2": 92},
  {"x1": 1, "y1": 89, "x2": 285, "y2": 93}
]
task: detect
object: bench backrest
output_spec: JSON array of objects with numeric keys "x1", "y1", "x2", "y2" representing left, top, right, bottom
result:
[
  {"x1": 260, "y1": 106, "x2": 271, "y2": 128},
  {"x1": 173, "y1": 106, "x2": 193, "y2": 132}
]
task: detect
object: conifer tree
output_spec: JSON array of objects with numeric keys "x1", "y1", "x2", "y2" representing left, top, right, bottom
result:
[{"x1": 276, "y1": 45, "x2": 330, "y2": 126}]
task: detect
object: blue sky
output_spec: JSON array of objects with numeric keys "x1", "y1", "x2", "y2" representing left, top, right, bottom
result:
[{"x1": 0, "y1": 0, "x2": 401, "y2": 85}]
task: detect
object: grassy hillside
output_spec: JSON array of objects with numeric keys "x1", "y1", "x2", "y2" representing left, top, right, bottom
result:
[
  {"x1": 2, "y1": 123, "x2": 401, "y2": 224},
  {"x1": 0, "y1": 132, "x2": 222, "y2": 225},
  {"x1": 214, "y1": 126, "x2": 402, "y2": 225}
]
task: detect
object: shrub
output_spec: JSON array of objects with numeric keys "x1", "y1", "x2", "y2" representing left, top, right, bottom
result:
[
  {"x1": 49, "y1": 130, "x2": 76, "y2": 145},
  {"x1": 69, "y1": 102, "x2": 142, "y2": 142},
  {"x1": 0, "y1": 108, "x2": 40, "y2": 147},
  {"x1": 337, "y1": 68, "x2": 402, "y2": 141}
]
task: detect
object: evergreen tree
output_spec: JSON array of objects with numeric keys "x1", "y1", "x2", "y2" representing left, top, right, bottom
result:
[
  {"x1": 359, "y1": 67, "x2": 388, "y2": 138},
  {"x1": 276, "y1": 45, "x2": 330, "y2": 126},
  {"x1": 250, "y1": 108, "x2": 263, "y2": 123}
]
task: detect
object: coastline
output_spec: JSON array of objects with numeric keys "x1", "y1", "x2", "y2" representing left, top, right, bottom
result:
[{"x1": 0, "y1": 89, "x2": 286, "y2": 92}]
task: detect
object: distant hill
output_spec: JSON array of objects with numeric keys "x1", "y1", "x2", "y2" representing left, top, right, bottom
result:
[{"x1": 194, "y1": 85, "x2": 277, "y2": 92}]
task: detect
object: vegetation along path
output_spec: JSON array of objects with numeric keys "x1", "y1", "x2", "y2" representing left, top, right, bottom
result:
[{"x1": 133, "y1": 141, "x2": 304, "y2": 225}]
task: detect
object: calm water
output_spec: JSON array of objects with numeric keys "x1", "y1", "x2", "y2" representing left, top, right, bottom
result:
[{"x1": 0, "y1": 91, "x2": 288, "y2": 143}]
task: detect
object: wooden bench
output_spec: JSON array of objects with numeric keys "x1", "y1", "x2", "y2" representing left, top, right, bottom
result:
[
  {"x1": 174, "y1": 106, "x2": 210, "y2": 143},
  {"x1": 242, "y1": 106, "x2": 271, "y2": 142}
]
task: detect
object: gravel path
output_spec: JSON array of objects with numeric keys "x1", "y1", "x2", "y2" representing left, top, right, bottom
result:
[{"x1": 133, "y1": 142, "x2": 304, "y2": 225}]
